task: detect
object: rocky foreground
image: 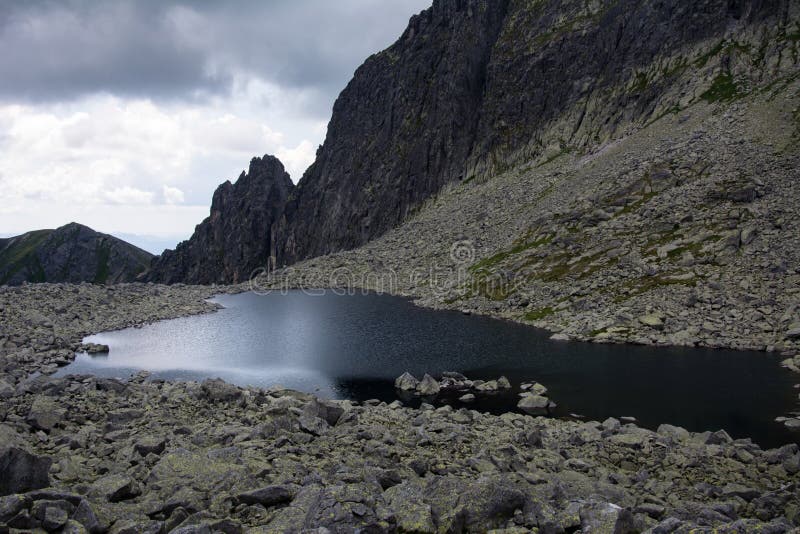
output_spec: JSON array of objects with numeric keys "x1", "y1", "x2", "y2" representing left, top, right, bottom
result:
[{"x1": 0, "y1": 283, "x2": 799, "y2": 533}]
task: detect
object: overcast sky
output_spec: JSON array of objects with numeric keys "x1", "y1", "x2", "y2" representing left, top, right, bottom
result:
[{"x1": 0, "y1": 0, "x2": 430, "y2": 253}]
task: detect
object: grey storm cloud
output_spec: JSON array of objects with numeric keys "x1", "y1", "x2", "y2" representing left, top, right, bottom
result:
[{"x1": 0, "y1": 0, "x2": 431, "y2": 105}]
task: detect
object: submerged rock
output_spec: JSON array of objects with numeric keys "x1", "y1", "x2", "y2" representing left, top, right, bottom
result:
[
  {"x1": 417, "y1": 374, "x2": 441, "y2": 396},
  {"x1": 82, "y1": 343, "x2": 109, "y2": 354},
  {"x1": 517, "y1": 394, "x2": 555, "y2": 415}
]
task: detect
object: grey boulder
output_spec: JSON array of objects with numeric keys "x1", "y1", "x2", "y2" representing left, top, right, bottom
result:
[
  {"x1": 517, "y1": 394, "x2": 555, "y2": 415},
  {"x1": 417, "y1": 374, "x2": 440, "y2": 396},
  {"x1": 394, "y1": 372, "x2": 419, "y2": 391},
  {"x1": 0, "y1": 446, "x2": 52, "y2": 496}
]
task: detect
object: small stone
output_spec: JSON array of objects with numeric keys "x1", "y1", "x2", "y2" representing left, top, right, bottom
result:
[
  {"x1": 476, "y1": 380, "x2": 499, "y2": 392},
  {"x1": 61, "y1": 520, "x2": 89, "y2": 534},
  {"x1": 579, "y1": 502, "x2": 634, "y2": 533},
  {"x1": 42, "y1": 506, "x2": 69, "y2": 531},
  {"x1": 200, "y1": 378, "x2": 242, "y2": 402},
  {"x1": 89, "y1": 474, "x2": 141, "y2": 502},
  {"x1": 234, "y1": 485, "x2": 294, "y2": 507},
  {"x1": 517, "y1": 394, "x2": 554, "y2": 415},
  {"x1": 0, "y1": 494, "x2": 28, "y2": 522},
  {"x1": 786, "y1": 324, "x2": 800, "y2": 340},
  {"x1": 722, "y1": 483, "x2": 760, "y2": 501},
  {"x1": 0, "y1": 379, "x2": 14, "y2": 399},
  {"x1": 638, "y1": 315, "x2": 664, "y2": 329},
  {"x1": 602, "y1": 417, "x2": 621, "y2": 432},
  {"x1": 395, "y1": 372, "x2": 419, "y2": 391},
  {"x1": 459, "y1": 394, "x2": 476, "y2": 403},
  {"x1": 83, "y1": 343, "x2": 109, "y2": 354},
  {"x1": 784, "y1": 418, "x2": 800, "y2": 430},
  {"x1": 529, "y1": 382, "x2": 548, "y2": 396},
  {"x1": 634, "y1": 502, "x2": 665, "y2": 519},
  {"x1": 416, "y1": 374, "x2": 440, "y2": 396},
  {"x1": 134, "y1": 436, "x2": 167, "y2": 456},
  {"x1": 27, "y1": 397, "x2": 66, "y2": 432},
  {"x1": 705, "y1": 429, "x2": 733, "y2": 445},
  {"x1": 657, "y1": 424, "x2": 690, "y2": 441}
]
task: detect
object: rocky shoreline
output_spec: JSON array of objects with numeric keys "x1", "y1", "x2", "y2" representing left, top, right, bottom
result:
[{"x1": 0, "y1": 283, "x2": 799, "y2": 533}]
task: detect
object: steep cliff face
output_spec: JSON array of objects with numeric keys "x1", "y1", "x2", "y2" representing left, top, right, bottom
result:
[
  {"x1": 149, "y1": 0, "x2": 796, "y2": 283},
  {"x1": 277, "y1": 0, "x2": 510, "y2": 262},
  {"x1": 148, "y1": 155, "x2": 294, "y2": 284},
  {"x1": 277, "y1": 0, "x2": 792, "y2": 265},
  {"x1": 0, "y1": 223, "x2": 152, "y2": 285}
]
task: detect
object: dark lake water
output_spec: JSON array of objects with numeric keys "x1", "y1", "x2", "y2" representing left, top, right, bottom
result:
[{"x1": 56, "y1": 291, "x2": 799, "y2": 448}]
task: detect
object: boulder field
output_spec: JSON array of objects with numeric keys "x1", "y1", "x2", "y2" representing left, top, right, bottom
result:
[{"x1": 0, "y1": 283, "x2": 799, "y2": 532}]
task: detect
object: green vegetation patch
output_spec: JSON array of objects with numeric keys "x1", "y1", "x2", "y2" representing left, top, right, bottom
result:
[
  {"x1": 93, "y1": 242, "x2": 111, "y2": 284},
  {"x1": 631, "y1": 72, "x2": 649, "y2": 94},
  {"x1": 614, "y1": 190, "x2": 657, "y2": 218},
  {"x1": 469, "y1": 235, "x2": 553, "y2": 273},
  {"x1": 524, "y1": 306, "x2": 554, "y2": 321},
  {"x1": 534, "y1": 251, "x2": 610, "y2": 283},
  {"x1": 694, "y1": 40, "x2": 725, "y2": 69},
  {"x1": 701, "y1": 74, "x2": 741, "y2": 103},
  {"x1": 0, "y1": 230, "x2": 52, "y2": 285}
]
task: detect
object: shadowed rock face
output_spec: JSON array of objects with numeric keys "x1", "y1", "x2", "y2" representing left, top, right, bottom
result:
[
  {"x1": 148, "y1": 0, "x2": 793, "y2": 283},
  {"x1": 147, "y1": 155, "x2": 294, "y2": 284},
  {"x1": 275, "y1": 0, "x2": 512, "y2": 263},
  {"x1": 0, "y1": 223, "x2": 152, "y2": 285}
]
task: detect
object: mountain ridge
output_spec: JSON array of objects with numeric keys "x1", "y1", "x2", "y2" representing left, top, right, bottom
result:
[
  {"x1": 0, "y1": 222, "x2": 153, "y2": 286},
  {"x1": 147, "y1": 0, "x2": 798, "y2": 284}
]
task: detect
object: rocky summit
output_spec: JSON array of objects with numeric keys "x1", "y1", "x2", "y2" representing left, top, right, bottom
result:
[
  {"x1": 147, "y1": 156, "x2": 294, "y2": 285},
  {"x1": 0, "y1": 223, "x2": 152, "y2": 286},
  {"x1": 1, "y1": 284, "x2": 800, "y2": 533}
]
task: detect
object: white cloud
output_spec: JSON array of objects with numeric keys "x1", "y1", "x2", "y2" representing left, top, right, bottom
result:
[
  {"x1": 277, "y1": 140, "x2": 317, "y2": 180},
  {"x1": 0, "y1": 91, "x2": 324, "y2": 246},
  {"x1": 162, "y1": 185, "x2": 185, "y2": 205},
  {"x1": 105, "y1": 186, "x2": 154, "y2": 205}
]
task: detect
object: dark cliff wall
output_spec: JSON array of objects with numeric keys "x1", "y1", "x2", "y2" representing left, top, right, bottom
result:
[
  {"x1": 148, "y1": 0, "x2": 794, "y2": 283},
  {"x1": 276, "y1": 0, "x2": 510, "y2": 263}
]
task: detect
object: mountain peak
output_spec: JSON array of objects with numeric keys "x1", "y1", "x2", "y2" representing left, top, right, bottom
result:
[{"x1": 0, "y1": 223, "x2": 152, "y2": 285}]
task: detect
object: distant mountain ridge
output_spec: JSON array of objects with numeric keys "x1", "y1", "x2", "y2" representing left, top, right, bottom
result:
[
  {"x1": 0, "y1": 223, "x2": 152, "y2": 285},
  {"x1": 147, "y1": 0, "x2": 797, "y2": 284}
]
